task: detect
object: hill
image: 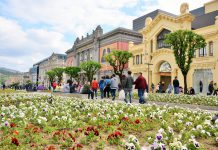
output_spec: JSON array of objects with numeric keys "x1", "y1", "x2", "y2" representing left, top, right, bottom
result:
[{"x1": 0, "y1": 67, "x2": 21, "y2": 75}]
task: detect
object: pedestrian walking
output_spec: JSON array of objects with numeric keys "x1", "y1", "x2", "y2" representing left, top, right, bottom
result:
[
  {"x1": 134, "y1": 72, "x2": 147, "y2": 104},
  {"x1": 52, "y1": 81, "x2": 57, "y2": 92},
  {"x1": 167, "y1": 83, "x2": 173, "y2": 94},
  {"x1": 208, "y1": 81, "x2": 214, "y2": 95},
  {"x1": 159, "y1": 82, "x2": 163, "y2": 93},
  {"x1": 99, "y1": 76, "x2": 105, "y2": 99},
  {"x1": 104, "y1": 75, "x2": 111, "y2": 98},
  {"x1": 156, "y1": 83, "x2": 160, "y2": 93},
  {"x1": 199, "y1": 80, "x2": 203, "y2": 93},
  {"x1": 213, "y1": 83, "x2": 217, "y2": 96},
  {"x1": 91, "y1": 78, "x2": 98, "y2": 99},
  {"x1": 123, "y1": 71, "x2": 134, "y2": 103},
  {"x1": 151, "y1": 83, "x2": 155, "y2": 93},
  {"x1": 173, "y1": 76, "x2": 180, "y2": 94},
  {"x1": 110, "y1": 74, "x2": 118, "y2": 100}
]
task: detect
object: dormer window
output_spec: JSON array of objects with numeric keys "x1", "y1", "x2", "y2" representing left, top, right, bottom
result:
[{"x1": 157, "y1": 29, "x2": 171, "y2": 49}]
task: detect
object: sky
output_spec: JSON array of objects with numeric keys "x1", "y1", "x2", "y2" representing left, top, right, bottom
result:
[{"x1": 0, "y1": 0, "x2": 209, "y2": 72}]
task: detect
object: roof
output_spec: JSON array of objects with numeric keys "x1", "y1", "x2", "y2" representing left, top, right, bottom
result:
[
  {"x1": 133, "y1": 9, "x2": 177, "y2": 31},
  {"x1": 190, "y1": 6, "x2": 205, "y2": 16},
  {"x1": 100, "y1": 27, "x2": 142, "y2": 40},
  {"x1": 33, "y1": 53, "x2": 66, "y2": 66},
  {"x1": 192, "y1": 10, "x2": 218, "y2": 29}
]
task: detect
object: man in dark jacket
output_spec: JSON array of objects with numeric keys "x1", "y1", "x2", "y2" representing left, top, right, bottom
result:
[
  {"x1": 123, "y1": 71, "x2": 134, "y2": 103},
  {"x1": 208, "y1": 81, "x2": 214, "y2": 95},
  {"x1": 173, "y1": 76, "x2": 180, "y2": 94},
  {"x1": 134, "y1": 72, "x2": 147, "y2": 104},
  {"x1": 199, "y1": 80, "x2": 203, "y2": 93}
]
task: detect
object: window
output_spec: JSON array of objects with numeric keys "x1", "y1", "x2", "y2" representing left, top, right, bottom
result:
[
  {"x1": 136, "y1": 55, "x2": 140, "y2": 65},
  {"x1": 151, "y1": 40, "x2": 153, "y2": 53},
  {"x1": 101, "y1": 48, "x2": 111, "y2": 62},
  {"x1": 140, "y1": 54, "x2": 143, "y2": 64},
  {"x1": 209, "y1": 41, "x2": 213, "y2": 56},
  {"x1": 157, "y1": 29, "x2": 171, "y2": 49},
  {"x1": 199, "y1": 47, "x2": 207, "y2": 57}
]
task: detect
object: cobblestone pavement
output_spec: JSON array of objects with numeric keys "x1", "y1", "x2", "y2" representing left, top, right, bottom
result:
[{"x1": 48, "y1": 92, "x2": 218, "y2": 112}]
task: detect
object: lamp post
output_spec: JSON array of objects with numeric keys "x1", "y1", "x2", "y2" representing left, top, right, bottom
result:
[{"x1": 144, "y1": 62, "x2": 153, "y2": 93}]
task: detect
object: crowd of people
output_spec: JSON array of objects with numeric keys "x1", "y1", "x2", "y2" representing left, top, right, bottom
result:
[
  {"x1": 1, "y1": 72, "x2": 217, "y2": 103},
  {"x1": 87, "y1": 71, "x2": 148, "y2": 104}
]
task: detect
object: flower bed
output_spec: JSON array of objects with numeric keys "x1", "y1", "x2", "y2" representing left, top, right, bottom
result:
[
  {"x1": 0, "y1": 93, "x2": 218, "y2": 149},
  {"x1": 132, "y1": 93, "x2": 218, "y2": 106}
]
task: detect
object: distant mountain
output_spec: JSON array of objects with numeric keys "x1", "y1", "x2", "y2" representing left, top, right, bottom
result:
[{"x1": 0, "y1": 67, "x2": 21, "y2": 76}]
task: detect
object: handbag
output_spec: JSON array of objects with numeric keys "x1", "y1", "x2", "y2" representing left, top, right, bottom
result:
[{"x1": 119, "y1": 89, "x2": 125, "y2": 100}]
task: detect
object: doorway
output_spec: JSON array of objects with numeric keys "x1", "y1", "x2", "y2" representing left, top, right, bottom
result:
[
  {"x1": 193, "y1": 69, "x2": 213, "y2": 94},
  {"x1": 160, "y1": 74, "x2": 171, "y2": 92},
  {"x1": 158, "y1": 61, "x2": 172, "y2": 92}
]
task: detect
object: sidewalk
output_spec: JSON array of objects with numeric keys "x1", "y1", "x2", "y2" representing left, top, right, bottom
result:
[{"x1": 51, "y1": 92, "x2": 218, "y2": 112}]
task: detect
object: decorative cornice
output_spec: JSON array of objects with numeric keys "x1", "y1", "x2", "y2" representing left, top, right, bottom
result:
[
  {"x1": 190, "y1": 62, "x2": 216, "y2": 69},
  {"x1": 151, "y1": 49, "x2": 173, "y2": 57}
]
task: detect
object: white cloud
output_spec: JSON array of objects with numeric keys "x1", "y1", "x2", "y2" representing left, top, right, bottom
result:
[
  {"x1": 140, "y1": 0, "x2": 209, "y2": 15},
  {"x1": 1, "y1": 0, "x2": 139, "y2": 36},
  {"x1": 0, "y1": 17, "x2": 71, "y2": 71}
]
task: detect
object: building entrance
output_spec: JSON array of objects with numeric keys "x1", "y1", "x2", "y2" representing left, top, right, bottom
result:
[
  {"x1": 160, "y1": 74, "x2": 171, "y2": 92},
  {"x1": 159, "y1": 62, "x2": 172, "y2": 92},
  {"x1": 193, "y1": 69, "x2": 213, "y2": 94}
]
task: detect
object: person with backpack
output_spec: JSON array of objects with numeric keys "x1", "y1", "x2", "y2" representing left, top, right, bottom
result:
[
  {"x1": 134, "y1": 72, "x2": 147, "y2": 104},
  {"x1": 104, "y1": 75, "x2": 111, "y2": 98},
  {"x1": 110, "y1": 74, "x2": 119, "y2": 100},
  {"x1": 124, "y1": 71, "x2": 134, "y2": 103},
  {"x1": 91, "y1": 78, "x2": 98, "y2": 99},
  {"x1": 99, "y1": 76, "x2": 105, "y2": 99}
]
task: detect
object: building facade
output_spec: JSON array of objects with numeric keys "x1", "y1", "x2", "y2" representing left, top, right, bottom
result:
[
  {"x1": 66, "y1": 26, "x2": 142, "y2": 79},
  {"x1": 129, "y1": 0, "x2": 218, "y2": 93},
  {"x1": 33, "y1": 53, "x2": 66, "y2": 88}
]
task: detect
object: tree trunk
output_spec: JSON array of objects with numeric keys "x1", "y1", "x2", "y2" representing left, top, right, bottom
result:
[{"x1": 183, "y1": 74, "x2": 188, "y2": 94}]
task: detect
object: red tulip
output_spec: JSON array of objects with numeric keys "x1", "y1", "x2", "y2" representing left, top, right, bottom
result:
[{"x1": 11, "y1": 137, "x2": 19, "y2": 146}]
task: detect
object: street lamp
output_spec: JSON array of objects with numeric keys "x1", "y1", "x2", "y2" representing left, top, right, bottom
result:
[{"x1": 144, "y1": 62, "x2": 153, "y2": 93}]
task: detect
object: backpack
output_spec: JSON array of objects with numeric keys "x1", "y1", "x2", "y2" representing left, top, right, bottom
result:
[{"x1": 106, "y1": 80, "x2": 111, "y2": 88}]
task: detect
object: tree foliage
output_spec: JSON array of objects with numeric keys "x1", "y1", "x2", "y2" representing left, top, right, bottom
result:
[
  {"x1": 165, "y1": 30, "x2": 206, "y2": 94},
  {"x1": 65, "y1": 66, "x2": 81, "y2": 80},
  {"x1": 46, "y1": 70, "x2": 56, "y2": 86},
  {"x1": 80, "y1": 61, "x2": 101, "y2": 85},
  {"x1": 104, "y1": 50, "x2": 133, "y2": 85},
  {"x1": 52, "y1": 68, "x2": 65, "y2": 84}
]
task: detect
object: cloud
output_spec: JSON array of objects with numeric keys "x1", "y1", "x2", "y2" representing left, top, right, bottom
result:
[
  {"x1": 0, "y1": 0, "x2": 139, "y2": 36},
  {"x1": 0, "y1": 16, "x2": 71, "y2": 71},
  {"x1": 139, "y1": 0, "x2": 209, "y2": 16}
]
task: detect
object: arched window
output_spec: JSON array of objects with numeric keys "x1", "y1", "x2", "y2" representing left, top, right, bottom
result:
[
  {"x1": 159, "y1": 62, "x2": 172, "y2": 72},
  {"x1": 101, "y1": 48, "x2": 111, "y2": 62},
  {"x1": 157, "y1": 29, "x2": 171, "y2": 49}
]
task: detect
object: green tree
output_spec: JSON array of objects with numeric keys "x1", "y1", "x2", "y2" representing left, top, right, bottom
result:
[
  {"x1": 104, "y1": 50, "x2": 133, "y2": 87},
  {"x1": 65, "y1": 66, "x2": 81, "y2": 81},
  {"x1": 165, "y1": 30, "x2": 206, "y2": 94},
  {"x1": 52, "y1": 67, "x2": 64, "y2": 84},
  {"x1": 46, "y1": 70, "x2": 56, "y2": 86},
  {"x1": 80, "y1": 61, "x2": 101, "y2": 85}
]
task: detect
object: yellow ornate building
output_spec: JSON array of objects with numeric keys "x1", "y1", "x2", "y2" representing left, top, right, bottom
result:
[{"x1": 129, "y1": 0, "x2": 218, "y2": 93}]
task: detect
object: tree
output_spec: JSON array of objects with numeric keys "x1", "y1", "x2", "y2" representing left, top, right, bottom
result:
[
  {"x1": 52, "y1": 67, "x2": 64, "y2": 84},
  {"x1": 46, "y1": 70, "x2": 56, "y2": 86},
  {"x1": 65, "y1": 66, "x2": 81, "y2": 81},
  {"x1": 104, "y1": 50, "x2": 133, "y2": 87},
  {"x1": 80, "y1": 61, "x2": 101, "y2": 85},
  {"x1": 164, "y1": 30, "x2": 206, "y2": 94}
]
